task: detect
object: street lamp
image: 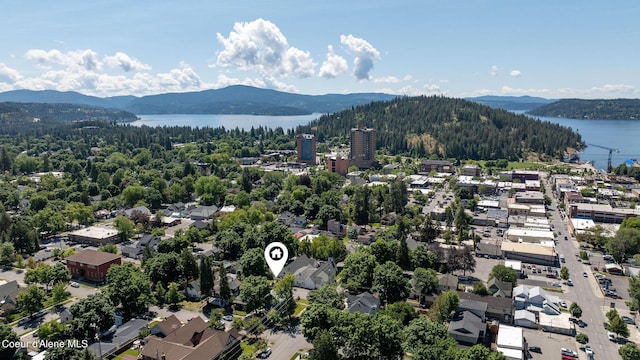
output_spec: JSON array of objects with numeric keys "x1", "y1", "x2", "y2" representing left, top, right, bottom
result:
[{"x1": 90, "y1": 322, "x2": 103, "y2": 360}]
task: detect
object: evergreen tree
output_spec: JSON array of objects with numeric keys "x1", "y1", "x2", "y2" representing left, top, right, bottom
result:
[
  {"x1": 218, "y1": 263, "x2": 232, "y2": 306},
  {"x1": 199, "y1": 257, "x2": 213, "y2": 299}
]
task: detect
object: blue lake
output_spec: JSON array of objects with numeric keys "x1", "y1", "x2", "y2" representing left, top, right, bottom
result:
[{"x1": 133, "y1": 112, "x2": 639, "y2": 171}]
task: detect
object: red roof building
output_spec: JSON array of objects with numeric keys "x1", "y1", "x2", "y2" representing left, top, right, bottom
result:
[{"x1": 66, "y1": 249, "x2": 121, "y2": 283}]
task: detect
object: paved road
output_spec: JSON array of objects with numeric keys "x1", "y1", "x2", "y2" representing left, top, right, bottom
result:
[
  {"x1": 542, "y1": 173, "x2": 625, "y2": 359},
  {"x1": 262, "y1": 323, "x2": 311, "y2": 360}
]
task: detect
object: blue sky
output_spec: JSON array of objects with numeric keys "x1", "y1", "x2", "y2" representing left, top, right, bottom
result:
[{"x1": 1, "y1": 0, "x2": 639, "y2": 99}]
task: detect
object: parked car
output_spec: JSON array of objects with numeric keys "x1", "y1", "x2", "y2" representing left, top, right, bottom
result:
[
  {"x1": 70, "y1": 281, "x2": 80, "y2": 288},
  {"x1": 223, "y1": 314, "x2": 233, "y2": 321},
  {"x1": 551, "y1": 282, "x2": 561, "y2": 288},
  {"x1": 585, "y1": 345, "x2": 594, "y2": 356},
  {"x1": 608, "y1": 332, "x2": 617, "y2": 341},
  {"x1": 260, "y1": 348, "x2": 272, "y2": 359},
  {"x1": 561, "y1": 348, "x2": 577, "y2": 357},
  {"x1": 622, "y1": 316, "x2": 636, "y2": 325},
  {"x1": 567, "y1": 279, "x2": 573, "y2": 286},
  {"x1": 583, "y1": 272, "x2": 588, "y2": 277},
  {"x1": 560, "y1": 301, "x2": 568, "y2": 308},
  {"x1": 528, "y1": 346, "x2": 542, "y2": 353}
]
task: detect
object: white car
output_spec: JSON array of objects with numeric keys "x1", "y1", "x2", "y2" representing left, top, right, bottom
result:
[
  {"x1": 585, "y1": 345, "x2": 594, "y2": 355},
  {"x1": 608, "y1": 332, "x2": 617, "y2": 341},
  {"x1": 583, "y1": 272, "x2": 588, "y2": 277},
  {"x1": 567, "y1": 279, "x2": 573, "y2": 286},
  {"x1": 561, "y1": 348, "x2": 577, "y2": 357},
  {"x1": 70, "y1": 281, "x2": 80, "y2": 288},
  {"x1": 559, "y1": 301, "x2": 568, "y2": 308}
]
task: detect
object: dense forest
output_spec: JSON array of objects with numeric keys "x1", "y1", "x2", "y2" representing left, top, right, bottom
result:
[
  {"x1": 0, "y1": 102, "x2": 138, "y2": 124},
  {"x1": 298, "y1": 95, "x2": 584, "y2": 161},
  {"x1": 467, "y1": 95, "x2": 553, "y2": 111},
  {"x1": 528, "y1": 99, "x2": 640, "y2": 120}
]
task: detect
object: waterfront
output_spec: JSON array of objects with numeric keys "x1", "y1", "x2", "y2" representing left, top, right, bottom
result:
[{"x1": 133, "y1": 112, "x2": 639, "y2": 171}]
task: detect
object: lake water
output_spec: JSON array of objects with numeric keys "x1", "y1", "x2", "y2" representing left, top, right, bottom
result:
[
  {"x1": 517, "y1": 112, "x2": 639, "y2": 171},
  {"x1": 132, "y1": 113, "x2": 321, "y2": 131},
  {"x1": 133, "y1": 112, "x2": 639, "y2": 171}
]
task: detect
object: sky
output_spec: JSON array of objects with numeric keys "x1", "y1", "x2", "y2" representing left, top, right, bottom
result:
[{"x1": 1, "y1": 0, "x2": 640, "y2": 99}]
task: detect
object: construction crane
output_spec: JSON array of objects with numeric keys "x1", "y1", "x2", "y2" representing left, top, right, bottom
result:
[{"x1": 588, "y1": 143, "x2": 620, "y2": 173}]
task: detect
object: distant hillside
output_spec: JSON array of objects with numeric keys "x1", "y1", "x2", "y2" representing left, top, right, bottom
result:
[
  {"x1": 298, "y1": 96, "x2": 584, "y2": 161},
  {"x1": 0, "y1": 85, "x2": 397, "y2": 115},
  {"x1": 527, "y1": 99, "x2": 640, "y2": 120},
  {"x1": 466, "y1": 95, "x2": 554, "y2": 111},
  {"x1": 0, "y1": 102, "x2": 138, "y2": 124}
]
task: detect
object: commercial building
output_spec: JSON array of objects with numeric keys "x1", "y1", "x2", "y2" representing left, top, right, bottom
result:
[
  {"x1": 418, "y1": 160, "x2": 454, "y2": 174},
  {"x1": 296, "y1": 133, "x2": 316, "y2": 165},
  {"x1": 349, "y1": 126, "x2": 376, "y2": 169},
  {"x1": 496, "y1": 324, "x2": 525, "y2": 360},
  {"x1": 501, "y1": 242, "x2": 556, "y2": 266},
  {"x1": 327, "y1": 155, "x2": 349, "y2": 176},
  {"x1": 66, "y1": 249, "x2": 122, "y2": 283},
  {"x1": 68, "y1": 226, "x2": 120, "y2": 246}
]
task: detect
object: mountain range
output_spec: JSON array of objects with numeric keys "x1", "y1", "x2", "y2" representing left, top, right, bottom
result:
[
  {"x1": 0, "y1": 85, "x2": 397, "y2": 116},
  {"x1": 465, "y1": 95, "x2": 555, "y2": 111}
]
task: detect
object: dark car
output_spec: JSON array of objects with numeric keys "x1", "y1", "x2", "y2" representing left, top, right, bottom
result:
[
  {"x1": 622, "y1": 316, "x2": 636, "y2": 325},
  {"x1": 528, "y1": 346, "x2": 542, "y2": 353}
]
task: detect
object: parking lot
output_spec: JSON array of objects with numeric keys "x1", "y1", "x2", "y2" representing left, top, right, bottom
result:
[{"x1": 524, "y1": 328, "x2": 582, "y2": 360}]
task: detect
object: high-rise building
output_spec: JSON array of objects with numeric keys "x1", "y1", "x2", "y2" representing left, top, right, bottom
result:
[
  {"x1": 349, "y1": 126, "x2": 376, "y2": 169},
  {"x1": 296, "y1": 134, "x2": 316, "y2": 165}
]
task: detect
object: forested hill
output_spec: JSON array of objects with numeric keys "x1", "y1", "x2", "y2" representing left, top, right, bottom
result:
[
  {"x1": 297, "y1": 96, "x2": 584, "y2": 161},
  {"x1": 0, "y1": 102, "x2": 138, "y2": 124},
  {"x1": 527, "y1": 99, "x2": 640, "y2": 120}
]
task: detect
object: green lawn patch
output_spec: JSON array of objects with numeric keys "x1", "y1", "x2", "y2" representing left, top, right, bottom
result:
[
  {"x1": 294, "y1": 299, "x2": 309, "y2": 316},
  {"x1": 234, "y1": 310, "x2": 247, "y2": 317},
  {"x1": 113, "y1": 349, "x2": 141, "y2": 360},
  {"x1": 241, "y1": 340, "x2": 256, "y2": 355}
]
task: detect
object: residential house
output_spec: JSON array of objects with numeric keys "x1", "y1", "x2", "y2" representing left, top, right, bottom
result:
[
  {"x1": 59, "y1": 309, "x2": 73, "y2": 324},
  {"x1": 209, "y1": 274, "x2": 240, "y2": 307},
  {"x1": 280, "y1": 255, "x2": 337, "y2": 290},
  {"x1": 88, "y1": 319, "x2": 149, "y2": 358},
  {"x1": 437, "y1": 273, "x2": 459, "y2": 293},
  {"x1": 327, "y1": 219, "x2": 345, "y2": 236},
  {"x1": 141, "y1": 316, "x2": 240, "y2": 360},
  {"x1": 124, "y1": 205, "x2": 152, "y2": 219},
  {"x1": 191, "y1": 220, "x2": 210, "y2": 231},
  {"x1": 66, "y1": 249, "x2": 122, "y2": 283},
  {"x1": 189, "y1": 206, "x2": 218, "y2": 221},
  {"x1": 345, "y1": 292, "x2": 379, "y2": 315},
  {"x1": 448, "y1": 310, "x2": 484, "y2": 345},
  {"x1": 151, "y1": 314, "x2": 183, "y2": 337},
  {"x1": 488, "y1": 278, "x2": 513, "y2": 298},
  {"x1": 513, "y1": 285, "x2": 560, "y2": 315},
  {"x1": 457, "y1": 299, "x2": 487, "y2": 322},
  {"x1": 457, "y1": 292, "x2": 514, "y2": 324},
  {"x1": 513, "y1": 309, "x2": 537, "y2": 329},
  {"x1": 0, "y1": 280, "x2": 20, "y2": 314}
]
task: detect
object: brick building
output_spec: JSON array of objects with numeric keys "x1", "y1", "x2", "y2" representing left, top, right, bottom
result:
[{"x1": 66, "y1": 249, "x2": 122, "y2": 283}]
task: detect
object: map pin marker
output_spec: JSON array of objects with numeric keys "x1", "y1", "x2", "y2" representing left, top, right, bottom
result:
[{"x1": 265, "y1": 242, "x2": 288, "y2": 278}]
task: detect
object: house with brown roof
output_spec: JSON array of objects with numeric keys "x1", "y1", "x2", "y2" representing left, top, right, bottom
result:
[
  {"x1": 66, "y1": 249, "x2": 121, "y2": 283},
  {"x1": 151, "y1": 315, "x2": 183, "y2": 337},
  {"x1": 141, "y1": 316, "x2": 240, "y2": 360}
]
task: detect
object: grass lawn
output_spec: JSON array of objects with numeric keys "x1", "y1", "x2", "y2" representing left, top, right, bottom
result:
[
  {"x1": 180, "y1": 299, "x2": 206, "y2": 312},
  {"x1": 113, "y1": 349, "x2": 141, "y2": 360},
  {"x1": 241, "y1": 340, "x2": 256, "y2": 355},
  {"x1": 294, "y1": 299, "x2": 309, "y2": 316}
]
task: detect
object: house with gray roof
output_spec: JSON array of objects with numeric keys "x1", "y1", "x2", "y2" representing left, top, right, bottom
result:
[
  {"x1": 189, "y1": 206, "x2": 218, "y2": 220},
  {"x1": 281, "y1": 255, "x2": 337, "y2": 290},
  {"x1": 0, "y1": 280, "x2": 20, "y2": 314},
  {"x1": 488, "y1": 278, "x2": 513, "y2": 298},
  {"x1": 448, "y1": 310, "x2": 484, "y2": 345},
  {"x1": 345, "y1": 292, "x2": 379, "y2": 315},
  {"x1": 513, "y1": 285, "x2": 560, "y2": 315}
]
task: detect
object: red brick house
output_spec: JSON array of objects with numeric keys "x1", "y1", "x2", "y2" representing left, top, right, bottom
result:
[{"x1": 66, "y1": 249, "x2": 121, "y2": 283}]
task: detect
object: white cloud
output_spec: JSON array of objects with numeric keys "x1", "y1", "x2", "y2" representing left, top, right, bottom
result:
[
  {"x1": 403, "y1": 74, "x2": 413, "y2": 81},
  {"x1": 491, "y1": 65, "x2": 498, "y2": 76},
  {"x1": 104, "y1": 52, "x2": 151, "y2": 72},
  {"x1": 509, "y1": 70, "x2": 521, "y2": 77},
  {"x1": 340, "y1": 34, "x2": 380, "y2": 81},
  {"x1": 501, "y1": 86, "x2": 550, "y2": 95},
  {"x1": 25, "y1": 49, "x2": 101, "y2": 71},
  {"x1": 216, "y1": 18, "x2": 315, "y2": 79},
  {"x1": 373, "y1": 76, "x2": 400, "y2": 84},
  {"x1": 557, "y1": 84, "x2": 636, "y2": 97},
  {"x1": 319, "y1": 45, "x2": 348, "y2": 79},
  {"x1": 0, "y1": 63, "x2": 22, "y2": 82}
]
